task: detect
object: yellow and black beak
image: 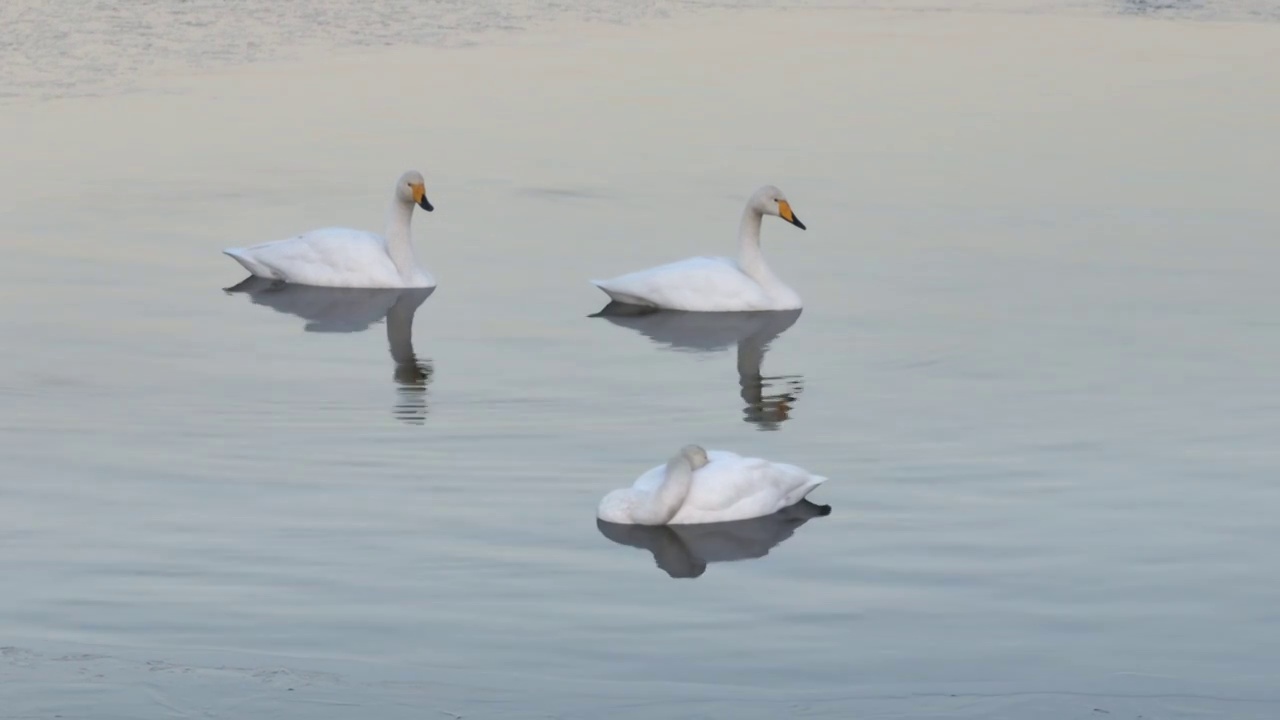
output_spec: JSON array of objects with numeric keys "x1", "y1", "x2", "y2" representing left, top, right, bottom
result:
[
  {"x1": 778, "y1": 200, "x2": 805, "y2": 230},
  {"x1": 412, "y1": 184, "x2": 434, "y2": 212}
]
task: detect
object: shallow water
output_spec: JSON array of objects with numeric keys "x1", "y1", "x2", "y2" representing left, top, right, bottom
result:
[{"x1": 2, "y1": 2, "x2": 1279, "y2": 719}]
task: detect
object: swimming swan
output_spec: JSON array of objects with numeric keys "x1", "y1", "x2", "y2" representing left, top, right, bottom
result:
[
  {"x1": 590, "y1": 185, "x2": 806, "y2": 311},
  {"x1": 223, "y1": 170, "x2": 436, "y2": 289},
  {"x1": 596, "y1": 444, "x2": 827, "y2": 525}
]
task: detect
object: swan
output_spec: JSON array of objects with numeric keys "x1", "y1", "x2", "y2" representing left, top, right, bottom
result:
[
  {"x1": 223, "y1": 170, "x2": 436, "y2": 289},
  {"x1": 590, "y1": 185, "x2": 807, "y2": 312},
  {"x1": 596, "y1": 444, "x2": 827, "y2": 525}
]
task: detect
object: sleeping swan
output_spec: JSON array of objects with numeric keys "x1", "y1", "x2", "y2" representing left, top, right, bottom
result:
[
  {"x1": 223, "y1": 170, "x2": 436, "y2": 289},
  {"x1": 590, "y1": 185, "x2": 807, "y2": 312},
  {"x1": 597, "y1": 444, "x2": 827, "y2": 525}
]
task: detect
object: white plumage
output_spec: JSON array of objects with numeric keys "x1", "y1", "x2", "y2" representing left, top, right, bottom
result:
[{"x1": 597, "y1": 445, "x2": 828, "y2": 525}]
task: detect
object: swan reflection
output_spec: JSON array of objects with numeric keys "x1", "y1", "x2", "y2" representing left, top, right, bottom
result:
[
  {"x1": 596, "y1": 500, "x2": 831, "y2": 579},
  {"x1": 224, "y1": 277, "x2": 434, "y2": 425},
  {"x1": 591, "y1": 304, "x2": 804, "y2": 430}
]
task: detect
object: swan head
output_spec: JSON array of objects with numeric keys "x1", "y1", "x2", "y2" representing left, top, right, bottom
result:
[
  {"x1": 750, "y1": 185, "x2": 805, "y2": 230},
  {"x1": 679, "y1": 444, "x2": 710, "y2": 470},
  {"x1": 395, "y1": 170, "x2": 434, "y2": 212}
]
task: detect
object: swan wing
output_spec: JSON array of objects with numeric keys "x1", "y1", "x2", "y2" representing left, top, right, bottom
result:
[
  {"x1": 671, "y1": 453, "x2": 826, "y2": 524},
  {"x1": 590, "y1": 257, "x2": 772, "y2": 312}
]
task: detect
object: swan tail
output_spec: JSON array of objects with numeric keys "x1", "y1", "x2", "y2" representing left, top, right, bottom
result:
[
  {"x1": 784, "y1": 474, "x2": 828, "y2": 507},
  {"x1": 590, "y1": 279, "x2": 655, "y2": 308},
  {"x1": 222, "y1": 275, "x2": 283, "y2": 294},
  {"x1": 223, "y1": 248, "x2": 277, "y2": 279},
  {"x1": 589, "y1": 301, "x2": 662, "y2": 318},
  {"x1": 589, "y1": 278, "x2": 619, "y2": 297}
]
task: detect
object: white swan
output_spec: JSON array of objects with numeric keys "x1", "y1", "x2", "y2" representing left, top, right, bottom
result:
[
  {"x1": 597, "y1": 444, "x2": 827, "y2": 525},
  {"x1": 590, "y1": 185, "x2": 807, "y2": 312},
  {"x1": 223, "y1": 171, "x2": 436, "y2": 289}
]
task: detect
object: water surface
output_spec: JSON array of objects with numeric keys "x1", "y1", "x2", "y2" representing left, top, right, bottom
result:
[{"x1": 2, "y1": 3, "x2": 1279, "y2": 718}]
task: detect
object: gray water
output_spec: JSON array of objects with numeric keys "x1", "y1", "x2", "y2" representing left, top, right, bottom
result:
[
  {"x1": 2, "y1": 2, "x2": 1279, "y2": 718},
  {"x1": 7, "y1": 0, "x2": 1280, "y2": 100}
]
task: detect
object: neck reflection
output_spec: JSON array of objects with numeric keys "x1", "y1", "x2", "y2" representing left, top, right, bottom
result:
[
  {"x1": 590, "y1": 304, "x2": 804, "y2": 430},
  {"x1": 224, "y1": 277, "x2": 435, "y2": 425}
]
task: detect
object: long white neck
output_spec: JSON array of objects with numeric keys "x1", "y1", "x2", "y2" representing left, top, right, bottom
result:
[
  {"x1": 737, "y1": 205, "x2": 781, "y2": 287},
  {"x1": 384, "y1": 199, "x2": 419, "y2": 282},
  {"x1": 633, "y1": 455, "x2": 697, "y2": 525},
  {"x1": 736, "y1": 204, "x2": 801, "y2": 309}
]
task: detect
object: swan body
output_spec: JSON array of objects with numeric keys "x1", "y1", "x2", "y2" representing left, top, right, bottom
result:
[
  {"x1": 590, "y1": 185, "x2": 807, "y2": 312},
  {"x1": 223, "y1": 171, "x2": 436, "y2": 289},
  {"x1": 597, "y1": 445, "x2": 827, "y2": 526}
]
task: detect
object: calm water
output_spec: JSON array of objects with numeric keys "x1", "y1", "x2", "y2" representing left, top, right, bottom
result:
[{"x1": 2, "y1": 2, "x2": 1279, "y2": 718}]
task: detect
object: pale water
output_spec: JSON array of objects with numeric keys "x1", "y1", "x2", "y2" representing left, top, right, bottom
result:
[{"x1": 2, "y1": 2, "x2": 1279, "y2": 718}]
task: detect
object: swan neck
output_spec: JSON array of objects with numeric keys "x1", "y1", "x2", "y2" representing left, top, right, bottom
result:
[
  {"x1": 638, "y1": 455, "x2": 696, "y2": 525},
  {"x1": 384, "y1": 199, "x2": 418, "y2": 281},
  {"x1": 737, "y1": 205, "x2": 769, "y2": 281}
]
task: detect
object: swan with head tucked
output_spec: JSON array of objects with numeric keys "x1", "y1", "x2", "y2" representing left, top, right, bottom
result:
[
  {"x1": 223, "y1": 171, "x2": 436, "y2": 289},
  {"x1": 596, "y1": 444, "x2": 827, "y2": 525},
  {"x1": 590, "y1": 185, "x2": 807, "y2": 312}
]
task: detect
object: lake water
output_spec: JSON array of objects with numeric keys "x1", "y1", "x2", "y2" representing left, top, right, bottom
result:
[{"x1": 2, "y1": 2, "x2": 1279, "y2": 718}]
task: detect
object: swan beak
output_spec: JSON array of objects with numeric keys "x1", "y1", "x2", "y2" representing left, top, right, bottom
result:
[
  {"x1": 779, "y1": 200, "x2": 805, "y2": 230},
  {"x1": 412, "y1": 184, "x2": 434, "y2": 212}
]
